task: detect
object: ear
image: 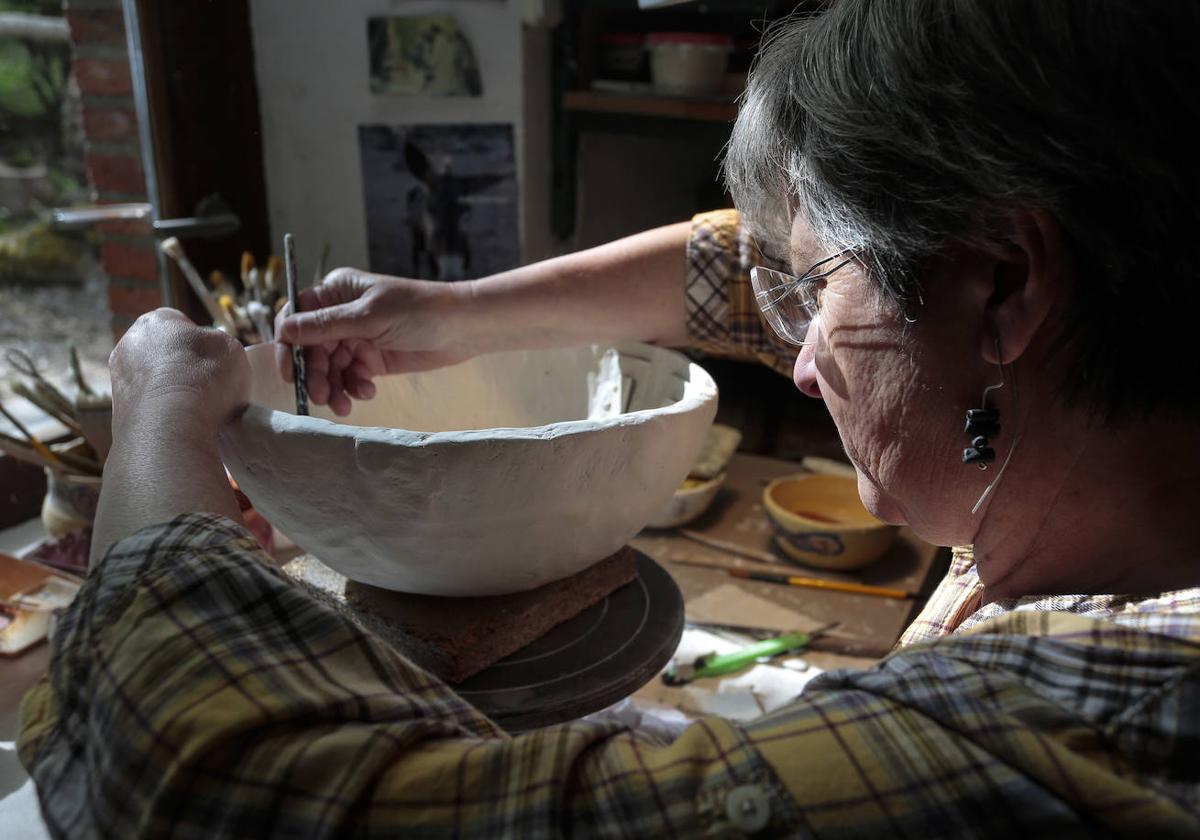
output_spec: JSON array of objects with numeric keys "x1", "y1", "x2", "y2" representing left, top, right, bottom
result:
[{"x1": 982, "y1": 208, "x2": 1071, "y2": 365}]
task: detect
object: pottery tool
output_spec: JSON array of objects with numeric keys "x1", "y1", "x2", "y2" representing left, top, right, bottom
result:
[
  {"x1": 67, "y1": 345, "x2": 94, "y2": 396},
  {"x1": 10, "y1": 381, "x2": 86, "y2": 439},
  {"x1": 0, "y1": 435, "x2": 100, "y2": 477},
  {"x1": 728, "y1": 568, "x2": 910, "y2": 600},
  {"x1": 264, "y1": 255, "x2": 283, "y2": 296},
  {"x1": 209, "y1": 270, "x2": 238, "y2": 300},
  {"x1": 160, "y1": 237, "x2": 237, "y2": 332},
  {"x1": 240, "y1": 251, "x2": 256, "y2": 297},
  {"x1": 676, "y1": 528, "x2": 782, "y2": 565},
  {"x1": 0, "y1": 402, "x2": 65, "y2": 470},
  {"x1": 283, "y1": 233, "x2": 309, "y2": 416},
  {"x1": 5, "y1": 349, "x2": 74, "y2": 419},
  {"x1": 663, "y1": 622, "x2": 836, "y2": 686},
  {"x1": 247, "y1": 301, "x2": 274, "y2": 342}
]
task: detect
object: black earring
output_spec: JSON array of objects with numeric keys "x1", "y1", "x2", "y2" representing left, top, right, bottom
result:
[{"x1": 962, "y1": 340, "x2": 1005, "y2": 469}]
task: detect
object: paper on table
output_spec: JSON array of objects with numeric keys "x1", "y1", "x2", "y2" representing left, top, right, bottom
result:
[{"x1": 686, "y1": 583, "x2": 826, "y2": 634}]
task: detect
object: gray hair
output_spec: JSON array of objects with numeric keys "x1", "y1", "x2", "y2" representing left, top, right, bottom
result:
[{"x1": 725, "y1": 0, "x2": 1200, "y2": 421}]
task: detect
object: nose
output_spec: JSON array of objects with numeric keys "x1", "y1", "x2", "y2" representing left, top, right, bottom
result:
[{"x1": 792, "y1": 330, "x2": 823, "y2": 399}]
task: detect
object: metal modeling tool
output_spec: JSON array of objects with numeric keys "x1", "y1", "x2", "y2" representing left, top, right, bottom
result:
[
  {"x1": 663, "y1": 622, "x2": 837, "y2": 686},
  {"x1": 283, "y1": 233, "x2": 309, "y2": 416}
]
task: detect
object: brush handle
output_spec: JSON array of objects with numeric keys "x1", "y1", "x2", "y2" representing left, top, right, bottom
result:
[
  {"x1": 162, "y1": 238, "x2": 236, "y2": 331},
  {"x1": 728, "y1": 568, "x2": 910, "y2": 600},
  {"x1": 729, "y1": 568, "x2": 907, "y2": 600}
]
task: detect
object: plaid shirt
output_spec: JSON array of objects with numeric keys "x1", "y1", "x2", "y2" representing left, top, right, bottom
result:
[
  {"x1": 686, "y1": 209, "x2": 798, "y2": 378},
  {"x1": 18, "y1": 511, "x2": 1200, "y2": 837},
  {"x1": 16, "y1": 213, "x2": 1200, "y2": 835}
]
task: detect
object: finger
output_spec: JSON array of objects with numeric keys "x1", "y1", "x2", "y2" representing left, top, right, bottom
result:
[
  {"x1": 277, "y1": 300, "x2": 371, "y2": 346},
  {"x1": 330, "y1": 343, "x2": 353, "y2": 373},
  {"x1": 329, "y1": 389, "x2": 353, "y2": 417},
  {"x1": 347, "y1": 376, "x2": 376, "y2": 401},
  {"x1": 304, "y1": 345, "x2": 333, "y2": 405},
  {"x1": 274, "y1": 339, "x2": 293, "y2": 383},
  {"x1": 353, "y1": 342, "x2": 388, "y2": 377},
  {"x1": 344, "y1": 365, "x2": 376, "y2": 401},
  {"x1": 326, "y1": 366, "x2": 351, "y2": 416}
]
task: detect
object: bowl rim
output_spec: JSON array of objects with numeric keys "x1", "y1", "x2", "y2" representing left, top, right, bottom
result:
[
  {"x1": 236, "y1": 342, "x2": 718, "y2": 446},
  {"x1": 673, "y1": 471, "x2": 726, "y2": 497},
  {"x1": 762, "y1": 472, "x2": 892, "y2": 534}
]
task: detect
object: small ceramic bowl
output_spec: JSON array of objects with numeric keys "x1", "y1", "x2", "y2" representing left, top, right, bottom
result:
[
  {"x1": 762, "y1": 473, "x2": 898, "y2": 571},
  {"x1": 646, "y1": 472, "x2": 725, "y2": 529}
]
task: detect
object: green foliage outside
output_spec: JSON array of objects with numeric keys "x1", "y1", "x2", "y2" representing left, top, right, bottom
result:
[{"x1": 0, "y1": 0, "x2": 91, "y2": 279}]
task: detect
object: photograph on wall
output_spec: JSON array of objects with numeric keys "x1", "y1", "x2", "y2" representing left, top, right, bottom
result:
[
  {"x1": 367, "y1": 15, "x2": 482, "y2": 97},
  {"x1": 359, "y1": 124, "x2": 519, "y2": 281}
]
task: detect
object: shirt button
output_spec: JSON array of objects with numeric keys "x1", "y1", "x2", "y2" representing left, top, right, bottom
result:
[{"x1": 724, "y1": 784, "x2": 771, "y2": 833}]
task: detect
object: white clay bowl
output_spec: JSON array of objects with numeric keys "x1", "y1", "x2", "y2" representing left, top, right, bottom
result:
[{"x1": 220, "y1": 343, "x2": 718, "y2": 596}]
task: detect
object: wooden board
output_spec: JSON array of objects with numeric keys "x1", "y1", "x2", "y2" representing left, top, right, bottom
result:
[
  {"x1": 563, "y1": 90, "x2": 738, "y2": 122},
  {"x1": 634, "y1": 453, "x2": 950, "y2": 658}
]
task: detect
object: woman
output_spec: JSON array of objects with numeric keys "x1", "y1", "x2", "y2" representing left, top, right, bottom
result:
[{"x1": 22, "y1": 1, "x2": 1200, "y2": 835}]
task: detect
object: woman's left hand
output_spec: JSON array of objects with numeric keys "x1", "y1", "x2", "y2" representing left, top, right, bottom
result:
[{"x1": 108, "y1": 308, "x2": 251, "y2": 439}]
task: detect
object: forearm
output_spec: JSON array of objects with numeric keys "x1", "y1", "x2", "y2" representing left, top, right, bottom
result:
[
  {"x1": 461, "y1": 221, "x2": 691, "y2": 352},
  {"x1": 90, "y1": 398, "x2": 243, "y2": 565}
]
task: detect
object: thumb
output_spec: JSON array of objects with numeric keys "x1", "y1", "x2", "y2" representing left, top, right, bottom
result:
[{"x1": 278, "y1": 300, "x2": 371, "y2": 345}]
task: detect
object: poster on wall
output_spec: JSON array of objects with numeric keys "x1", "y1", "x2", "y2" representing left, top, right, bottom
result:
[
  {"x1": 367, "y1": 15, "x2": 482, "y2": 96},
  {"x1": 359, "y1": 124, "x2": 519, "y2": 281}
]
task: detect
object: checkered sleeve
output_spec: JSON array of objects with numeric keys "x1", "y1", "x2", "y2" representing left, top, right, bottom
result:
[
  {"x1": 19, "y1": 514, "x2": 1200, "y2": 836},
  {"x1": 685, "y1": 209, "x2": 799, "y2": 377}
]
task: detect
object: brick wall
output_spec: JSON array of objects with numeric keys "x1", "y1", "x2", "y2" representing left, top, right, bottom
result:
[{"x1": 64, "y1": 0, "x2": 161, "y2": 339}]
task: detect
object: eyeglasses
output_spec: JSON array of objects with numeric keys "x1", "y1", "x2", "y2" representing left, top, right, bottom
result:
[{"x1": 750, "y1": 249, "x2": 856, "y2": 346}]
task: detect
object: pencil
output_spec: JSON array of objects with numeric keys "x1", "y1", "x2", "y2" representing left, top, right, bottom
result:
[{"x1": 728, "y1": 567, "x2": 910, "y2": 600}]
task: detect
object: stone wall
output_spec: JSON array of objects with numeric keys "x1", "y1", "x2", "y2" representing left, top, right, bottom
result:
[{"x1": 63, "y1": 0, "x2": 160, "y2": 338}]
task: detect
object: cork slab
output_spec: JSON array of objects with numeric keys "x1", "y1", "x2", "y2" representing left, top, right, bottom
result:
[{"x1": 285, "y1": 547, "x2": 638, "y2": 683}]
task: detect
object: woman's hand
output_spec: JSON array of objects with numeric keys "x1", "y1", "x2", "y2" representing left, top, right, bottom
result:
[
  {"x1": 109, "y1": 308, "x2": 251, "y2": 439},
  {"x1": 274, "y1": 269, "x2": 474, "y2": 416},
  {"x1": 93, "y1": 309, "x2": 250, "y2": 563}
]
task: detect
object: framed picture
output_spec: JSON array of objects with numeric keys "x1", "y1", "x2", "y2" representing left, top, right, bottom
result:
[
  {"x1": 359, "y1": 124, "x2": 519, "y2": 281},
  {"x1": 367, "y1": 15, "x2": 482, "y2": 97}
]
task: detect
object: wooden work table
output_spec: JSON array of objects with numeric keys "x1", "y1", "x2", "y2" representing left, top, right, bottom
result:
[{"x1": 633, "y1": 452, "x2": 951, "y2": 660}]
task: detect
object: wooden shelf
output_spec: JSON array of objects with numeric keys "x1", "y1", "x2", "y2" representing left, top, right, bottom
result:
[{"x1": 564, "y1": 90, "x2": 737, "y2": 123}]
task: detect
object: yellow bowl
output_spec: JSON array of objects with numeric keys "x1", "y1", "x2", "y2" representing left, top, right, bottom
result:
[
  {"x1": 646, "y1": 472, "x2": 725, "y2": 528},
  {"x1": 762, "y1": 473, "x2": 899, "y2": 571}
]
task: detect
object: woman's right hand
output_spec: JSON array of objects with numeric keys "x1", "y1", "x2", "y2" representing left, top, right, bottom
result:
[{"x1": 274, "y1": 268, "x2": 475, "y2": 416}]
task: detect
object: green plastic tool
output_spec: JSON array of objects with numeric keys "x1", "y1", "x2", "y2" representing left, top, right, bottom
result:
[{"x1": 663, "y1": 623, "x2": 836, "y2": 686}]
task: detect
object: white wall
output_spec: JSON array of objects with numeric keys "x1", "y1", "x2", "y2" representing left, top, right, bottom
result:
[{"x1": 249, "y1": 0, "x2": 551, "y2": 277}]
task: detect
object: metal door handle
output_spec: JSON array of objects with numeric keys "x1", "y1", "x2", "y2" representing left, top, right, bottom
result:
[{"x1": 49, "y1": 203, "x2": 240, "y2": 239}]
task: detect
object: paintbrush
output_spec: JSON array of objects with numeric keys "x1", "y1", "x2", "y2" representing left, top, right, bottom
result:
[
  {"x1": 10, "y1": 381, "x2": 86, "y2": 439},
  {"x1": 5, "y1": 349, "x2": 75, "y2": 418},
  {"x1": 264, "y1": 255, "x2": 283, "y2": 296},
  {"x1": 0, "y1": 402, "x2": 66, "y2": 471},
  {"x1": 67, "y1": 344, "x2": 94, "y2": 396},
  {"x1": 246, "y1": 301, "x2": 274, "y2": 342},
  {"x1": 160, "y1": 237, "x2": 237, "y2": 332},
  {"x1": 283, "y1": 233, "x2": 309, "y2": 416},
  {"x1": 727, "y1": 567, "x2": 911, "y2": 600}
]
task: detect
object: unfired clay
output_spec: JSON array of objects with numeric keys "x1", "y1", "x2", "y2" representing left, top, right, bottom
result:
[{"x1": 220, "y1": 343, "x2": 718, "y2": 595}]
